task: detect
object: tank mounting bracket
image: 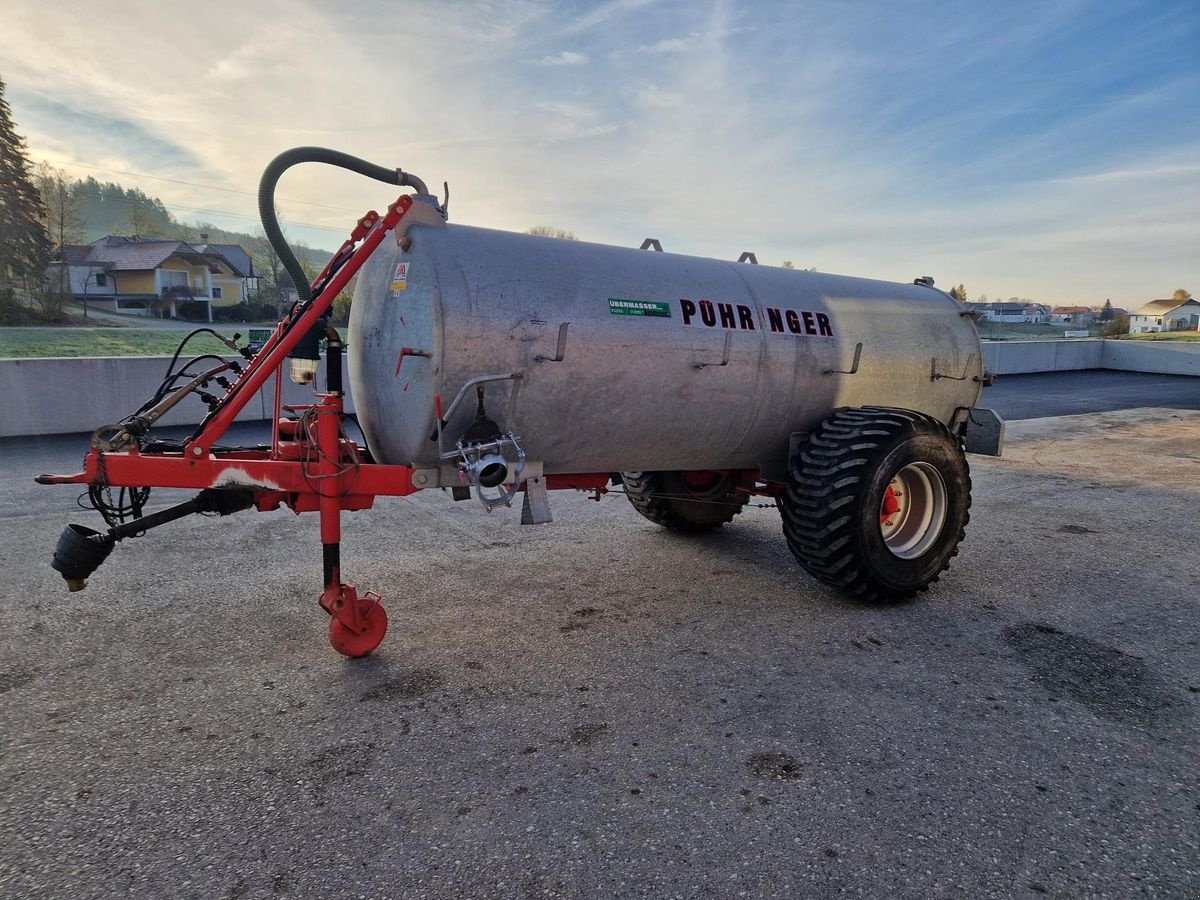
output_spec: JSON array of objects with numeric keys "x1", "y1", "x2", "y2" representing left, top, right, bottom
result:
[
  {"x1": 535, "y1": 323, "x2": 570, "y2": 363},
  {"x1": 694, "y1": 332, "x2": 733, "y2": 369},
  {"x1": 931, "y1": 352, "x2": 977, "y2": 382},
  {"x1": 823, "y1": 342, "x2": 863, "y2": 376}
]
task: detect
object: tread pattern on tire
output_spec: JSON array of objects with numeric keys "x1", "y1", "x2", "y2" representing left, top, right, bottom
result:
[
  {"x1": 621, "y1": 470, "x2": 748, "y2": 532},
  {"x1": 781, "y1": 407, "x2": 971, "y2": 603}
]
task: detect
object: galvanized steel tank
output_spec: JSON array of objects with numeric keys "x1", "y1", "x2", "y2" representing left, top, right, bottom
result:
[{"x1": 348, "y1": 223, "x2": 983, "y2": 476}]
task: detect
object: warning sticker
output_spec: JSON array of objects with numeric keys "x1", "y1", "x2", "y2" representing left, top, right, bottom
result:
[
  {"x1": 390, "y1": 262, "x2": 410, "y2": 294},
  {"x1": 608, "y1": 298, "x2": 671, "y2": 318}
]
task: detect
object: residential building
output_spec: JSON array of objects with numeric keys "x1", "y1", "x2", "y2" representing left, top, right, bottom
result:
[
  {"x1": 968, "y1": 302, "x2": 1049, "y2": 323},
  {"x1": 1050, "y1": 306, "x2": 1094, "y2": 326},
  {"x1": 50, "y1": 236, "x2": 256, "y2": 321},
  {"x1": 1129, "y1": 298, "x2": 1200, "y2": 334},
  {"x1": 981, "y1": 302, "x2": 1026, "y2": 323}
]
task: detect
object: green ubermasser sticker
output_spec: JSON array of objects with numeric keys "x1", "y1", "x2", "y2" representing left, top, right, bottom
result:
[{"x1": 608, "y1": 298, "x2": 671, "y2": 317}]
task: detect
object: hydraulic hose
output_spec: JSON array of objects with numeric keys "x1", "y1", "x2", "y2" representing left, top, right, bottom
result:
[{"x1": 256, "y1": 147, "x2": 429, "y2": 305}]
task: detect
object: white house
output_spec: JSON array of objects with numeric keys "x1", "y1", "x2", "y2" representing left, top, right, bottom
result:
[{"x1": 1129, "y1": 298, "x2": 1200, "y2": 334}]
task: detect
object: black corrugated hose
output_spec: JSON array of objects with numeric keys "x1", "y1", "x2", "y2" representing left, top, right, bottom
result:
[{"x1": 256, "y1": 147, "x2": 407, "y2": 307}]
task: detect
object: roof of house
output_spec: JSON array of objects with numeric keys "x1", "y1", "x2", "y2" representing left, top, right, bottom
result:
[
  {"x1": 194, "y1": 243, "x2": 253, "y2": 278},
  {"x1": 966, "y1": 302, "x2": 1042, "y2": 312},
  {"x1": 1051, "y1": 306, "x2": 1092, "y2": 314},
  {"x1": 56, "y1": 245, "x2": 97, "y2": 266},
  {"x1": 57, "y1": 236, "x2": 250, "y2": 277},
  {"x1": 1134, "y1": 298, "x2": 1199, "y2": 316}
]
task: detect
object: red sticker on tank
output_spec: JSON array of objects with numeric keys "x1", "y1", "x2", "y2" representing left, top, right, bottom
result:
[{"x1": 390, "y1": 262, "x2": 409, "y2": 294}]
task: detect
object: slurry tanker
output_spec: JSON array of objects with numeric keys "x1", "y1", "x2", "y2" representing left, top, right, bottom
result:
[{"x1": 41, "y1": 148, "x2": 1002, "y2": 657}]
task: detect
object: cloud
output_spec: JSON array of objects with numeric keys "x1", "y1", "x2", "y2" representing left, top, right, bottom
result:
[
  {"x1": 639, "y1": 35, "x2": 696, "y2": 54},
  {"x1": 10, "y1": 93, "x2": 202, "y2": 171},
  {"x1": 0, "y1": 0, "x2": 1194, "y2": 304},
  {"x1": 633, "y1": 87, "x2": 684, "y2": 110},
  {"x1": 1047, "y1": 160, "x2": 1200, "y2": 186},
  {"x1": 532, "y1": 51, "x2": 588, "y2": 66},
  {"x1": 559, "y1": 0, "x2": 657, "y2": 35},
  {"x1": 535, "y1": 101, "x2": 598, "y2": 119}
]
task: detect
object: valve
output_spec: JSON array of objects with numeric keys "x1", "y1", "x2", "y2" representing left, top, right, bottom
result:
[{"x1": 451, "y1": 433, "x2": 526, "y2": 511}]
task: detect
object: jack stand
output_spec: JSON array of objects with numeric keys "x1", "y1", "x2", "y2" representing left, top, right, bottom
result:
[
  {"x1": 315, "y1": 392, "x2": 388, "y2": 657},
  {"x1": 321, "y1": 581, "x2": 387, "y2": 658}
]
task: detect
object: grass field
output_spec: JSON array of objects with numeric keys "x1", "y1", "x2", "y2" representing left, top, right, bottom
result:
[
  {"x1": 974, "y1": 322, "x2": 1086, "y2": 341},
  {"x1": 0, "y1": 328, "x2": 234, "y2": 358}
]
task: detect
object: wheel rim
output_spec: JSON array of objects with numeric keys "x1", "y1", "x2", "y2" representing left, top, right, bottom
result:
[
  {"x1": 878, "y1": 462, "x2": 947, "y2": 559},
  {"x1": 679, "y1": 470, "x2": 732, "y2": 498},
  {"x1": 329, "y1": 598, "x2": 389, "y2": 658}
]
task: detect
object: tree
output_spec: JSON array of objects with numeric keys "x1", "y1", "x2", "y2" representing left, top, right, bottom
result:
[
  {"x1": 948, "y1": 284, "x2": 968, "y2": 303},
  {"x1": 1100, "y1": 299, "x2": 1114, "y2": 322},
  {"x1": 782, "y1": 260, "x2": 794, "y2": 269},
  {"x1": 331, "y1": 289, "x2": 353, "y2": 324},
  {"x1": 126, "y1": 191, "x2": 159, "y2": 237},
  {"x1": 293, "y1": 240, "x2": 319, "y2": 285},
  {"x1": 0, "y1": 77, "x2": 52, "y2": 285},
  {"x1": 1173, "y1": 289, "x2": 1192, "y2": 301},
  {"x1": 526, "y1": 225, "x2": 578, "y2": 240},
  {"x1": 35, "y1": 162, "x2": 84, "y2": 248},
  {"x1": 1101, "y1": 315, "x2": 1129, "y2": 338},
  {"x1": 34, "y1": 272, "x2": 69, "y2": 321},
  {"x1": 249, "y1": 233, "x2": 285, "y2": 301}
]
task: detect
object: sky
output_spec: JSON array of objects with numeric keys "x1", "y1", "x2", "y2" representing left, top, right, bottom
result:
[{"x1": 1, "y1": 0, "x2": 1197, "y2": 305}]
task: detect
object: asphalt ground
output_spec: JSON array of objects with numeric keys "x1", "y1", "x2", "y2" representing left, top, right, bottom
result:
[
  {"x1": 982, "y1": 370, "x2": 1200, "y2": 419},
  {"x1": 1, "y1": 385, "x2": 1197, "y2": 898}
]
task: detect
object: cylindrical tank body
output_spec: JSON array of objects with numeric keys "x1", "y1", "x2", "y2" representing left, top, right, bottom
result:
[{"x1": 348, "y1": 223, "x2": 983, "y2": 477}]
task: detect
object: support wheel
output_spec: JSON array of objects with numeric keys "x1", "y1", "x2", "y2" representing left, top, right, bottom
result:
[
  {"x1": 620, "y1": 470, "x2": 747, "y2": 532},
  {"x1": 780, "y1": 407, "x2": 971, "y2": 603},
  {"x1": 328, "y1": 591, "x2": 389, "y2": 658}
]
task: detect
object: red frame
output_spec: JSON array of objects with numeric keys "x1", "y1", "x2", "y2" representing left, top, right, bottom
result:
[
  {"x1": 36, "y1": 193, "x2": 624, "y2": 654},
  {"x1": 38, "y1": 195, "x2": 781, "y2": 654}
]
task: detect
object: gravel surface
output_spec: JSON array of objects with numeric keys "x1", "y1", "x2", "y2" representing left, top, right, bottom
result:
[{"x1": 1, "y1": 406, "x2": 1197, "y2": 899}]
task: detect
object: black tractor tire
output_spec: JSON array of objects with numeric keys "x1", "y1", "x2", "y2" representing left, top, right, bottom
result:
[
  {"x1": 620, "y1": 470, "x2": 748, "y2": 532},
  {"x1": 780, "y1": 407, "x2": 971, "y2": 603}
]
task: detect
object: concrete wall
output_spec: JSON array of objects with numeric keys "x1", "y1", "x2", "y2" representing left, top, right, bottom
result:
[
  {"x1": 0, "y1": 356, "x2": 355, "y2": 438},
  {"x1": 982, "y1": 340, "x2": 1104, "y2": 374},
  {"x1": 1100, "y1": 340, "x2": 1200, "y2": 376},
  {"x1": 3, "y1": 340, "x2": 1196, "y2": 438}
]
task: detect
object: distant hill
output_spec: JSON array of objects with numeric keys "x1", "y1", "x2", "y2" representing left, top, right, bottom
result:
[{"x1": 69, "y1": 176, "x2": 333, "y2": 270}]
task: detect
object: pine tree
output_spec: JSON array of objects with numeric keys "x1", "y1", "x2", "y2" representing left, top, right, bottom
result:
[{"x1": 0, "y1": 77, "x2": 52, "y2": 284}]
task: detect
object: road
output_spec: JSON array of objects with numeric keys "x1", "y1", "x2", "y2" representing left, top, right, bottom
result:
[{"x1": 0, "y1": 382, "x2": 1197, "y2": 898}]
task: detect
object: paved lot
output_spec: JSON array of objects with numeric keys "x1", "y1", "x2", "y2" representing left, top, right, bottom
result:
[
  {"x1": 1, "y1": 398, "x2": 1197, "y2": 898},
  {"x1": 982, "y1": 370, "x2": 1200, "y2": 419}
]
